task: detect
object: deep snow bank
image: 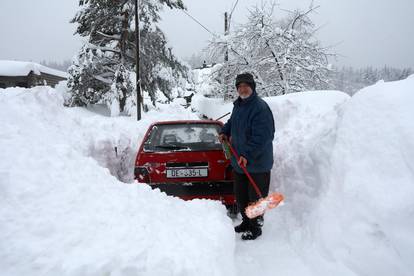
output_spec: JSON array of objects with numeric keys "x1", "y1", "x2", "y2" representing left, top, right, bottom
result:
[
  {"x1": 314, "y1": 77, "x2": 414, "y2": 275},
  {"x1": 191, "y1": 76, "x2": 414, "y2": 275},
  {"x1": 0, "y1": 86, "x2": 235, "y2": 276},
  {"x1": 262, "y1": 78, "x2": 414, "y2": 276}
]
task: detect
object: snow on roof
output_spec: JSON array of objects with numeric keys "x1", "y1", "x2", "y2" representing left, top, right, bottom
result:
[{"x1": 0, "y1": 60, "x2": 68, "y2": 78}]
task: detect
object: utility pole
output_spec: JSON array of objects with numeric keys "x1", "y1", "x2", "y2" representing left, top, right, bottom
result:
[
  {"x1": 224, "y1": 12, "x2": 229, "y2": 62},
  {"x1": 135, "y1": 0, "x2": 142, "y2": 121},
  {"x1": 224, "y1": 12, "x2": 230, "y2": 100}
]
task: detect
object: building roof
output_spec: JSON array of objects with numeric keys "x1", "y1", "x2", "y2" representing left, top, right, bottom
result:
[{"x1": 0, "y1": 60, "x2": 68, "y2": 78}]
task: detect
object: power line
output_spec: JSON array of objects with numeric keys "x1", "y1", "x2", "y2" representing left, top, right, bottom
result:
[
  {"x1": 180, "y1": 9, "x2": 218, "y2": 38},
  {"x1": 228, "y1": 0, "x2": 240, "y2": 31},
  {"x1": 229, "y1": 0, "x2": 240, "y2": 18}
]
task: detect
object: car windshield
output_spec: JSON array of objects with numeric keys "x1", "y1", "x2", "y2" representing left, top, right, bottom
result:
[{"x1": 143, "y1": 123, "x2": 222, "y2": 152}]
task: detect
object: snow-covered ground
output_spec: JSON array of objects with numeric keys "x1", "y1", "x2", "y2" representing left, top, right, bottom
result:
[
  {"x1": 0, "y1": 86, "x2": 234, "y2": 276},
  {"x1": 1, "y1": 74, "x2": 413, "y2": 276}
]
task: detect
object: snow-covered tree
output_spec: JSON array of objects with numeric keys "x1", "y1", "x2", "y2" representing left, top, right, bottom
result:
[
  {"x1": 67, "y1": 0, "x2": 188, "y2": 114},
  {"x1": 208, "y1": 2, "x2": 333, "y2": 98}
]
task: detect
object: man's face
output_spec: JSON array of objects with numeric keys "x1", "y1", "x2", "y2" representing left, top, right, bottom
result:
[{"x1": 237, "y1": 83, "x2": 253, "y2": 99}]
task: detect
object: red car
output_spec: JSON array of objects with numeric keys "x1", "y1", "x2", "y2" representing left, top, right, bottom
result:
[{"x1": 134, "y1": 120, "x2": 236, "y2": 211}]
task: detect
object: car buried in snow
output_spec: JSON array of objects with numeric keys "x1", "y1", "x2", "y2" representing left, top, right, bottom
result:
[{"x1": 134, "y1": 120, "x2": 236, "y2": 212}]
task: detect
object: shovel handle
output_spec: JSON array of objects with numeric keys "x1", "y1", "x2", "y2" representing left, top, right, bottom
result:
[{"x1": 225, "y1": 141, "x2": 263, "y2": 198}]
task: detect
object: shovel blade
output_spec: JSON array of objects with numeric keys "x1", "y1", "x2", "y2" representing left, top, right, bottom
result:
[{"x1": 245, "y1": 193, "x2": 284, "y2": 219}]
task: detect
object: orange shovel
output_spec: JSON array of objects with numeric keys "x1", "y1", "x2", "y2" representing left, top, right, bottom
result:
[{"x1": 223, "y1": 140, "x2": 284, "y2": 219}]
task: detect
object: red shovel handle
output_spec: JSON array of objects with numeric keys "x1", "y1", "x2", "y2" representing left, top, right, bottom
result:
[{"x1": 225, "y1": 141, "x2": 264, "y2": 198}]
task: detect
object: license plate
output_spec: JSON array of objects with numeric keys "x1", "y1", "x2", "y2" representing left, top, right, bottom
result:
[{"x1": 166, "y1": 168, "x2": 208, "y2": 178}]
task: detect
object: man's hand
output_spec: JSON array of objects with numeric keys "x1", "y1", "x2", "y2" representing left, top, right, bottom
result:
[
  {"x1": 218, "y1": 133, "x2": 228, "y2": 143},
  {"x1": 238, "y1": 156, "x2": 248, "y2": 168}
]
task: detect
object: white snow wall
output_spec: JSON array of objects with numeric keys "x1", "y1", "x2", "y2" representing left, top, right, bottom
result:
[
  {"x1": 192, "y1": 75, "x2": 414, "y2": 275},
  {"x1": 267, "y1": 78, "x2": 414, "y2": 275},
  {"x1": 0, "y1": 86, "x2": 235, "y2": 276}
]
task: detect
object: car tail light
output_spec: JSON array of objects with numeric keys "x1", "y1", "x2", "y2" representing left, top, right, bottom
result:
[{"x1": 135, "y1": 166, "x2": 150, "y2": 183}]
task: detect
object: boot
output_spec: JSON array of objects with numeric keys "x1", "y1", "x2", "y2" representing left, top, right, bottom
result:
[
  {"x1": 241, "y1": 226, "x2": 262, "y2": 240},
  {"x1": 257, "y1": 215, "x2": 264, "y2": 227},
  {"x1": 234, "y1": 220, "x2": 250, "y2": 233}
]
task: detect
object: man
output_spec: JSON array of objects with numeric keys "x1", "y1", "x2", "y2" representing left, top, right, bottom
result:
[{"x1": 219, "y1": 73, "x2": 275, "y2": 240}]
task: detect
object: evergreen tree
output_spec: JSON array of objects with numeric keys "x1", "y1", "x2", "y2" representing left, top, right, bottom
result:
[{"x1": 67, "y1": 0, "x2": 187, "y2": 115}]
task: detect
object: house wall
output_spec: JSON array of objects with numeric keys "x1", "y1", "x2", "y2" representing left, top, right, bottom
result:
[
  {"x1": 0, "y1": 71, "x2": 66, "y2": 89},
  {"x1": 39, "y1": 72, "x2": 66, "y2": 87},
  {"x1": 0, "y1": 75, "x2": 31, "y2": 88}
]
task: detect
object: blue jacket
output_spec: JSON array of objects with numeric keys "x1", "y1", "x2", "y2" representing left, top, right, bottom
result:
[{"x1": 220, "y1": 90, "x2": 275, "y2": 173}]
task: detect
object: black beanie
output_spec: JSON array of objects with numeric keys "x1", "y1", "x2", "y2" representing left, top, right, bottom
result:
[{"x1": 235, "y1": 73, "x2": 256, "y2": 91}]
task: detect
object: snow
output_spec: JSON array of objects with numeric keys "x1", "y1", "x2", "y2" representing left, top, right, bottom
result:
[
  {"x1": 1, "y1": 71, "x2": 414, "y2": 275},
  {"x1": 0, "y1": 86, "x2": 235, "y2": 276},
  {"x1": 191, "y1": 64, "x2": 223, "y2": 97},
  {"x1": 0, "y1": 60, "x2": 68, "y2": 78},
  {"x1": 191, "y1": 93, "x2": 232, "y2": 121},
  {"x1": 264, "y1": 78, "x2": 414, "y2": 276},
  {"x1": 191, "y1": 75, "x2": 414, "y2": 276},
  {"x1": 315, "y1": 78, "x2": 414, "y2": 275}
]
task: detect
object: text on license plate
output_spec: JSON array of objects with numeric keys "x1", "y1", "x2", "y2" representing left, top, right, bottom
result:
[{"x1": 166, "y1": 168, "x2": 208, "y2": 178}]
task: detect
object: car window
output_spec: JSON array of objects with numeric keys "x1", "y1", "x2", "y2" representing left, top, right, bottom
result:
[{"x1": 143, "y1": 123, "x2": 222, "y2": 152}]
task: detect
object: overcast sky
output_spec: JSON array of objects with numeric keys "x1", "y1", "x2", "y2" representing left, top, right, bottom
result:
[{"x1": 0, "y1": 0, "x2": 413, "y2": 68}]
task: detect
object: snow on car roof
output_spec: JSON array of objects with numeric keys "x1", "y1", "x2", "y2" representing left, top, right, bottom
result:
[
  {"x1": 0, "y1": 60, "x2": 68, "y2": 78},
  {"x1": 152, "y1": 119, "x2": 221, "y2": 125}
]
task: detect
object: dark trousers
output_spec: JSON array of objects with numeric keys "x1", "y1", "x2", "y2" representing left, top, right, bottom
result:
[{"x1": 233, "y1": 170, "x2": 271, "y2": 227}]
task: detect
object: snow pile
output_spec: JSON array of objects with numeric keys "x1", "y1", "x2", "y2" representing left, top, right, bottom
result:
[
  {"x1": 0, "y1": 87, "x2": 235, "y2": 276},
  {"x1": 314, "y1": 77, "x2": 414, "y2": 275},
  {"x1": 0, "y1": 60, "x2": 67, "y2": 78},
  {"x1": 263, "y1": 79, "x2": 414, "y2": 276},
  {"x1": 191, "y1": 74, "x2": 414, "y2": 275}
]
